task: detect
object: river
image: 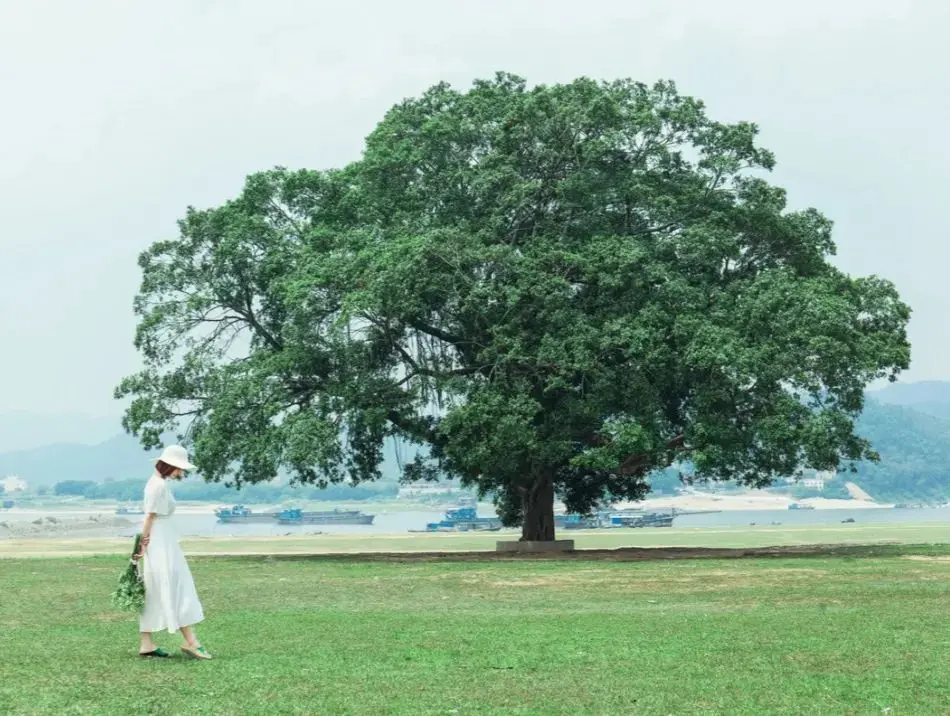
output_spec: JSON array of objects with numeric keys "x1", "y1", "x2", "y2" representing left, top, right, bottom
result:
[{"x1": 3, "y1": 504, "x2": 950, "y2": 539}]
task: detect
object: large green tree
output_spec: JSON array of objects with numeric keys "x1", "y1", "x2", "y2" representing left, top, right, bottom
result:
[{"x1": 117, "y1": 74, "x2": 911, "y2": 541}]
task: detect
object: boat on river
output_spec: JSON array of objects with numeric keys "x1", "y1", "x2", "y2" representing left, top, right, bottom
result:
[
  {"x1": 559, "y1": 506, "x2": 721, "y2": 530},
  {"x1": 555, "y1": 513, "x2": 609, "y2": 530},
  {"x1": 414, "y1": 506, "x2": 502, "y2": 532},
  {"x1": 609, "y1": 511, "x2": 675, "y2": 528},
  {"x1": 214, "y1": 505, "x2": 281, "y2": 523},
  {"x1": 115, "y1": 504, "x2": 145, "y2": 516},
  {"x1": 276, "y1": 508, "x2": 375, "y2": 525}
]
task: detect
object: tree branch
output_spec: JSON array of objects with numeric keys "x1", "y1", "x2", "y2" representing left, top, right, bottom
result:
[
  {"x1": 406, "y1": 319, "x2": 466, "y2": 348},
  {"x1": 237, "y1": 292, "x2": 283, "y2": 351},
  {"x1": 394, "y1": 365, "x2": 487, "y2": 388},
  {"x1": 617, "y1": 434, "x2": 686, "y2": 476},
  {"x1": 269, "y1": 198, "x2": 305, "y2": 240},
  {"x1": 386, "y1": 409, "x2": 440, "y2": 446}
]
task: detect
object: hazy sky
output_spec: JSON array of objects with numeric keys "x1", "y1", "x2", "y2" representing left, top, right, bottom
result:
[{"x1": 1, "y1": 0, "x2": 947, "y2": 417}]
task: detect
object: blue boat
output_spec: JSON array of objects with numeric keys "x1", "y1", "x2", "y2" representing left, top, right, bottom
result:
[
  {"x1": 277, "y1": 508, "x2": 375, "y2": 525},
  {"x1": 609, "y1": 511, "x2": 675, "y2": 528},
  {"x1": 215, "y1": 505, "x2": 281, "y2": 523},
  {"x1": 115, "y1": 505, "x2": 145, "y2": 516},
  {"x1": 555, "y1": 513, "x2": 606, "y2": 530},
  {"x1": 416, "y1": 506, "x2": 502, "y2": 532}
]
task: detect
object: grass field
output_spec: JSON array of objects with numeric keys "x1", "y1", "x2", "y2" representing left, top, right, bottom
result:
[
  {"x1": 4, "y1": 521, "x2": 950, "y2": 558},
  {"x1": 3, "y1": 543, "x2": 950, "y2": 714}
]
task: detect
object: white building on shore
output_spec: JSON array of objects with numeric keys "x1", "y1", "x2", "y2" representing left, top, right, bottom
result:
[
  {"x1": 1, "y1": 475, "x2": 28, "y2": 494},
  {"x1": 784, "y1": 470, "x2": 833, "y2": 492},
  {"x1": 398, "y1": 483, "x2": 463, "y2": 499}
]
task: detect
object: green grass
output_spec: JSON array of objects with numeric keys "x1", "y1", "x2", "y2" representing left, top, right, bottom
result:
[
  {"x1": 3, "y1": 546, "x2": 950, "y2": 714},
  {"x1": 4, "y1": 520, "x2": 950, "y2": 558}
]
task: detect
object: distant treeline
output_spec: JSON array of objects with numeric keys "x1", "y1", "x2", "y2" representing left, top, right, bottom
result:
[
  {"x1": 53, "y1": 479, "x2": 399, "y2": 504},
  {"x1": 47, "y1": 397, "x2": 950, "y2": 507}
]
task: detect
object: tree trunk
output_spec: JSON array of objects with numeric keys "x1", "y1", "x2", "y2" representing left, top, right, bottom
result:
[{"x1": 521, "y1": 473, "x2": 556, "y2": 542}]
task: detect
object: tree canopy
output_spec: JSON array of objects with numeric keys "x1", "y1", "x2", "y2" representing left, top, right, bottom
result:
[{"x1": 116, "y1": 74, "x2": 911, "y2": 540}]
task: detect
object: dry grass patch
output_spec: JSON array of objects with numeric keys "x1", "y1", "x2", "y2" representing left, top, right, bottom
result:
[{"x1": 902, "y1": 555, "x2": 950, "y2": 562}]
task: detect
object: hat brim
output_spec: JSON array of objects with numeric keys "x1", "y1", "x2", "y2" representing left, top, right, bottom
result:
[{"x1": 152, "y1": 457, "x2": 197, "y2": 472}]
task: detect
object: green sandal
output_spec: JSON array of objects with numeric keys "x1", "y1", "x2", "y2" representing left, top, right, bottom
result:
[
  {"x1": 181, "y1": 645, "x2": 212, "y2": 660},
  {"x1": 140, "y1": 647, "x2": 170, "y2": 658}
]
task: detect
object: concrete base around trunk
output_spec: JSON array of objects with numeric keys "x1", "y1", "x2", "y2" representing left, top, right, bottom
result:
[{"x1": 496, "y1": 539, "x2": 576, "y2": 553}]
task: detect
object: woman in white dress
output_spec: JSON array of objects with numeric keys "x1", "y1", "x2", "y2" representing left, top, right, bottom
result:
[{"x1": 134, "y1": 445, "x2": 211, "y2": 660}]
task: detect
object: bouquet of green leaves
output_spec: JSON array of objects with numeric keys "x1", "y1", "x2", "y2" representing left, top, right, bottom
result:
[{"x1": 111, "y1": 533, "x2": 146, "y2": 612}]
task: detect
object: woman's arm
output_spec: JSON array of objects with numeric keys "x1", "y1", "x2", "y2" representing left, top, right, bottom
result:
[{"x1": 134, "y1": 513, "x2": 157, "y2": 559}]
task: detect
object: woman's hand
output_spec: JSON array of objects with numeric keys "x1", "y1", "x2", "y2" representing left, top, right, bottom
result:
[
  {"x1": 134, "y1": 535, "x2": 150, "y2": 560},
  {"x1": 134, "y1": 513, "x2": 156, "y2": 560}
]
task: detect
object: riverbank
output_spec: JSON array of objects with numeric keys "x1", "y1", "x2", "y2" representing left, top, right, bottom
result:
[
  {"x1": 625, "y1": 489, "x2": 893, "y2": 512},
  {"x1": 2, "y1": 489, "x2": 891, "y2": 518},
  {"x1": 0, "y1": 490, "x2": 900, "y2": 541},
  {"x1": 0, "y1": 498, "x2": 487, "y2": 516},
  {"x1": 0, "y1": 514, "x2": 134, "y2": 539},
  {"x1": 4, "y1": 521, "x2": 950, "y2": 558}
]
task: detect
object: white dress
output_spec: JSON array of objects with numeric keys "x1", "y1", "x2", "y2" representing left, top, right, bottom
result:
[{"x1": 138, "y1": 474, "x2": 204, "y2": 633}]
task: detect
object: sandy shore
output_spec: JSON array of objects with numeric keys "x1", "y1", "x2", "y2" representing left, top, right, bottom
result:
[
  {"x1": 1, "y1": 504, "x2": 217, "y2": 517},
  {"x1": 0, "y1": 514, "x2": 135, "y2": 539},
  {"x1": 3, "y1": 521, "x2": 949, "y2": 559},
  {"x1": 618, "y1": 490, "x2": 893, "y2": 511}
]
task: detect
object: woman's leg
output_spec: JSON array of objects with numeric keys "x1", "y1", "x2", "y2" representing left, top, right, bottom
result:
[
  {"x1": 180, "y1": 624, "x2": 212, "y2": 659},
  {"x1": 180, "y1": 624, "x2": 200, "y2": 648},
  {"x1": 139, "y1": 631, "x2": 156, "y2": 653}
]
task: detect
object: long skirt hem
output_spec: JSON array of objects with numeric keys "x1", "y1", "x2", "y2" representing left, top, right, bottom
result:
[{"x1": 138, "y1": 518, "x2": 205, "y2": 634}]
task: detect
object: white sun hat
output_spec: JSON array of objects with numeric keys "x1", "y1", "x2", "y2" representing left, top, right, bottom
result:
[{"x1": 153, "y1": 444, "x2": 197, "y2": 472}]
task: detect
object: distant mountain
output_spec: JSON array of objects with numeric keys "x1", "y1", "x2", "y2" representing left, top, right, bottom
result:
[
  {"x1": 0, "y1": 433, "x2": 154, "y2": 486},
  {"x1": 850, "y1": 397, "x2": 950, "y2": 502},
  {"x1": 0, "y1": 432, "x2": 417, "y2": 488},
  {"x1": 652, "y1": 390, "x2": 950, "y2": 504},
  {"x1": 0, "y1": 412, "x2": 123, "y2": 453},
  {"x1": 6, "y1": 387, "x2": 950, "y2": 502},
  {"x1": 871, "y1": 380, "x2": 950, "y2": 405},
  {"x1": 870, "y1": 380, "x2": 950, "y2": 421}
]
